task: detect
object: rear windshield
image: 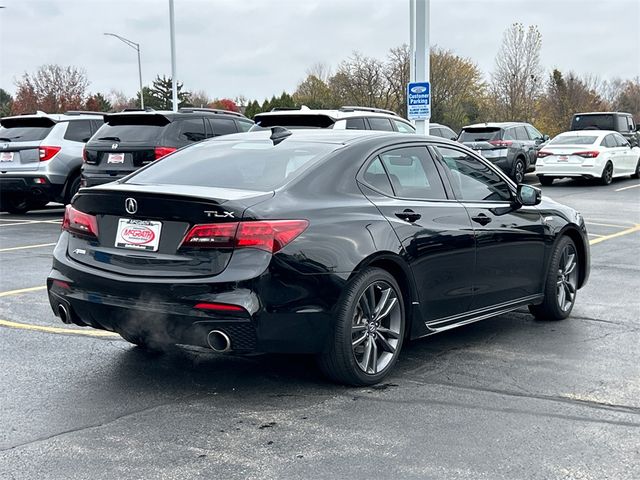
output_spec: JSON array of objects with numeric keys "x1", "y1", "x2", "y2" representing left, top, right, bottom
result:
[
  {"x1": 128, "y1": 139, "x2": 338, "y2": 191},
  {"x1": 458, "y1": 127, "x2": 501, "y2": 142},
  {"x1": 0, "y1": 117, "x2": 55, "y2": 142},
  {"x1": 93, "y1": 124, "x2": 165, "y2": 143},
  {"x1": 253, "y1": 114, "x2": 336, "y2": 129},
  {"x1": 572, "y1": 114, "x2": 614, "y2": 131},
  {"x1": 549, "y1": 135, "x2": 598, "y2": 146}
]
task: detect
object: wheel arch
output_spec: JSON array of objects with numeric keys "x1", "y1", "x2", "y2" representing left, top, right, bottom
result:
[
  {"x1": 557, "y1": 226, "x2": 589, "y2": 289},
  {"x1": 62, "y1": 166, "x2": 82, "y2": 204}
]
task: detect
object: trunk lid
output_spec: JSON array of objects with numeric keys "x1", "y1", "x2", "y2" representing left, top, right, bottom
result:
[{"x1": 68, "y1": 184, "x2": 273, "y2": 278}]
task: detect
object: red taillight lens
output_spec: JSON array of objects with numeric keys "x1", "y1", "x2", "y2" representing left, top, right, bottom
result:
[
  {"x1": 62, "y1": 205, "x2": 99, "y2": 238},
  {"x1": 575, "y1": 151, "x2": 600, "y2": 158},
  {"x1": 154, "y1": 146, "x2": 177, "y2": 160},
  {"x1": 194, "y1": 302, "x2": 245, "y2": 312},
  {"x1": 488, "y1": 140, "x2": 513, "y2": 148},
  {"x1": 82, "y1": 147, "x2": 87, "y2": 163},
  {"x1": 39, "y1": 146, "x2": 61, "y2": 161},
  {"x1": 180, "y1": 220, "x2": 309, "y2": 253},
  {"x1": 537, "y1": 150, "x2": 552, "y2": 158}
]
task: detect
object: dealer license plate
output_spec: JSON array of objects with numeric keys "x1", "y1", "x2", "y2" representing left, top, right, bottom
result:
[
  {"x1": 558, "y1": 155, "x2": 569, "y2": 162},
  {"x1": 0, "y1": 152, "x2": 14, "y2": 162},
  {"x1": 107, "y1": 153, "x2": 125, "y2": 164},
  {"x1": 115, "y1": 218, "x2": 162, "y2": 252}
]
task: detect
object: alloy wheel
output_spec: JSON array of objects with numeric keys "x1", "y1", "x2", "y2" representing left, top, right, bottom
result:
[
  {"x1": 603, "y1": 163, "x2": 613, "y2": 184},
  {"x1": 556, "y1": 243, "x2": 578, "y2": 312},
  {"x1": 351, "y1": 281, "x2": 402, "y2": 375},
  {"x1": 514, "y1": 160, "x2": 525, "y2": 184}
]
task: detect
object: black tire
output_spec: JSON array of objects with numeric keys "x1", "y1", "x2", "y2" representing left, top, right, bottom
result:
[
  {"x1": 538, "y1": 176, "x2": 554, "y2": 186},
  {"x1": 631, "y1": 159, "x2": 640, "y2": 179},
  {"x1": 317, "y1": 267, "x2": 406, "y2": 386},
  {"x1": 599, "y1": 161, "x2": 613, "y2": 185},
  {"x1": 512, "y1": 157, "x2": 526, "y2": 184},
  {"x1": 64, "y1": 174, "x2": 82, "y2": 204},
  {"x1": 529, "y1": 236, "x2": 579, "y2": 321},
  {"x1": 4, "y1": 195, "x2": 31, "y2": 214}
]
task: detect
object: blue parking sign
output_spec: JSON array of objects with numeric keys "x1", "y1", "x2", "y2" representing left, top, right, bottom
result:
[{"x1": 407, "y1": 82, "x2": 431, "y2": 120}]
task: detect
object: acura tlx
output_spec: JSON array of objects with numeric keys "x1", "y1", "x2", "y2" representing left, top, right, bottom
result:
[{"x1": 47, "y1": 129, "x2": 590, "y2": 385}]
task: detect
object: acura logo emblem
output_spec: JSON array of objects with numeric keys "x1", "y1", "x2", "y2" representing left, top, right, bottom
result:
[
  {"x1": 111, "y1": 143, "x2": 119, "y2": 149},
  {"x1": 125, "y1": 198, "x2": 137, "y2": 215}
]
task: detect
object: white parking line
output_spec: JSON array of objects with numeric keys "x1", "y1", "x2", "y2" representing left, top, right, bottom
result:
[
  {"x1": 0, "y1": 219, "x2": 62, "y2": 227},
  {"x1": 615, "y1": 183, "x2": 640, "y2": 192},
  {"x1": 586, "y1": 221, "x2": 635, "y2": 228},
  {"x1": 587, "y1": 233, "x2": 604, "y2": 238},
  {"x1": 0, "y1": 243, "x2": 56, "y2": 252}
]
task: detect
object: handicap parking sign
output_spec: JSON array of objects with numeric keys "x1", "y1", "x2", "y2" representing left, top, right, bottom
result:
[{"x1": 407, "y1": 82, "x2": 431, "y2": 120}]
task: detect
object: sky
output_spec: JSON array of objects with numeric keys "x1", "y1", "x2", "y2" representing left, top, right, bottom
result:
[{"x1": 0, "y1": 0, "x2": 639, "y2": 102}]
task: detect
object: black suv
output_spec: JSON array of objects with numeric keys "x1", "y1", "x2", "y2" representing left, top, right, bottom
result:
[
  {"x1": 571, "y1": 112, "x2": 638, "y2": 147},
  {"x1": 458, "y1": 122, "x2": 548, "y2": 183},
  {"x1": 82, "y1": 108, "x2": 253, "y2": 187}
]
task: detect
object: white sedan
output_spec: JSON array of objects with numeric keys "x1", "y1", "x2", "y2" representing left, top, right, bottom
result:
[{"x1": 535, "y1": 130, "x2": 640, "y2": 185}]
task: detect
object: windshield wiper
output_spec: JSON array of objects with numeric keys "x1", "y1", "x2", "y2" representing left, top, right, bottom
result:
[{"x1": 98, "y1": 136, "x2": 121, "y2": 142}]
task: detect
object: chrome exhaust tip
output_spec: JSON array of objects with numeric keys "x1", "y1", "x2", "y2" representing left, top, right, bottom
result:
[
  {"x1": 207, "y1": 330, "x2": 231, "y2": 353},
  {"x1": 58, "y1": 304, "x2": 71, "y2": 324}
]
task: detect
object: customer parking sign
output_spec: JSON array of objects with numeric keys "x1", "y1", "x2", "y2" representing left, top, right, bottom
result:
[{"x1": 407, "y1": 82, "x2": 431, "y2": 120}]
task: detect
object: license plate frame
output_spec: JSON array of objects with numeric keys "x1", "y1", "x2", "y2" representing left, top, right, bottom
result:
[
  {"x1": 115, "y1": 218, "x2": 162, "y2": 252},
  {"x1": 107, "y1": 153, "x2": 125, "y2": 164},
  {"x1": 558, "y1": 155, "x2": 569, "y2": 162},
  {"x1": 0, "y1": 152, "x2": 14, "y2": 162}
]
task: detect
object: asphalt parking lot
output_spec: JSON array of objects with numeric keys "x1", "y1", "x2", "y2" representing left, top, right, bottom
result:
[{"x1": 0, "y1": 175, "x2": 638, "y2": 480}]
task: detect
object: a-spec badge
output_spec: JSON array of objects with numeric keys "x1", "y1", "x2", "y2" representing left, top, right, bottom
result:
[{"x1": 125, "y1": 198, "x2": 138, "y2": 215}]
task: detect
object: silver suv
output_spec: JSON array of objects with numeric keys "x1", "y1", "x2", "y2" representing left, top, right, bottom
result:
[
  {"x1": 0, "y1": 111, "x2": 104, "y2": 213},
  {"x1": 250, "y1": 106, "x2": 416, "y2": 133}
]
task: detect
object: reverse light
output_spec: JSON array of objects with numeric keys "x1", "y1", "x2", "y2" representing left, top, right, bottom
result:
[
  {"x1": 574, "y1": 151, "x2": 600, "y2": 159},
  {"x1": 194, "y1": 302, "x2": 245, "y2": 312},
  {"x1": 537, "y1": 151, "x2": 552, "y2": 158},
  {"x1": 39, "y1": 146, "x2": 61, "y2": 161},
  {"x1": 154, "y1": 146, "x2": 177, "y2": 160},
  {"x1": 488, "y1": 140, "x2": 513, "y2": 148},
  {"x1": 180, "y1": 220, "x2": 309, "y2": 253},
  {"x1": 62, "y1": 205, "x2": 99, "y2": 238}
]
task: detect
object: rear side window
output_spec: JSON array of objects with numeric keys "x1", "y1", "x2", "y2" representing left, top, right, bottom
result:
[
  {"x1": 368, "y1": 118, "x2": 394, "y2": 131},
  {"x1": 572, "y1": 114, "x2": 614, "y2": 131},
  {"x1": 361, "y1": 157, "x2": 394, "y2": 196},
  {"x1": 392, "y1": 119, "x2": 416, "y2": 133},
  {"x1": 345, "y1": 118, "x2": 366, "y2": 130},
  {"x1": 129, "y1": 140, "x2": 337, "y2": 191},
  {"x1": 458, "y1": 128, "x2": 501, "y2": 142},
  {"x1": 0, "y1": 118, "x2": 55, "y2": 142},
  {"x1": 209, "y1": 118, "x2": 238, "y2": 136},
  {"x1": 613, "y1": 133, "x2": 629, "y2": 147},
  {"x1": 600, "y1": 135, "x2": 616, "y2": 148},
  {"x1": 236, "y1": 120, "x2": 253, "y2": 132},
  {"x1": 64, "y1": 120, "x2": 93, "y2": 142},
  {"x1": 378, "y1": 146, "x2": 446, "y2": 200},
  {"x1": 178, "y1": 119, "x2": 206, "y2": 142},
  {"x1": 503, "y1": 129, "x2": 516, "y2": 141},
  {"x1": 515, "y1": 126, "x2": 529, "y2": 140}
]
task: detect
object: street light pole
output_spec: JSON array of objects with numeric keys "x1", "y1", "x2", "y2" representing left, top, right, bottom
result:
[
  {"x1": 104, "y1": 32, "x2": 144, "y2": 110},
  {"x1": 168, "y1": 0, "x2": 178, "y2": 112}
]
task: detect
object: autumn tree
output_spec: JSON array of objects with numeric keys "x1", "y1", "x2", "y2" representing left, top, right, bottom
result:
[
  {"x1": 209, "y1": 98, "x2": 239, "y2": 112},
  {"x1": 330, "y1": 52, "x2": 392, "y2": 109},
  {"x1": 490, "y1": 23, "x2": 543, "y2": 122},
  {"x1": 293, "y1": 75, "x2": 335, "y2": 109},
  {"x1": 0, "y1": 88, "x2": 13, "y2": 117},
  {"x1": 385, "y1": 44, "x2": 411, "y2": 116},
  {"x1": 188, "y1": 90, "x2": 210, "y2": 108},
  {"x1": 12, "y1": 65, "x2": 89, "y2": 114},
  {"x1": 84, "y1": 92, "x2": 112, "y2": 112}
]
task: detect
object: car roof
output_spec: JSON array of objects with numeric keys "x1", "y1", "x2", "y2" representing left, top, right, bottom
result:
[
  {"x1": 254, "y1": 106, "x2": 408, "y2": 122},
  {"x1": 573, "y1": 112, "x2": 632, "y2": 116},
  {"x1": 462, "y1": 122, "x2": 528, "y2": 129},
  {"x1": 1, "y1": 111, "x2": 104, "y2": 122},
  {"x1": 105, "y1": 109, "x2": 247, "y2": 122}
]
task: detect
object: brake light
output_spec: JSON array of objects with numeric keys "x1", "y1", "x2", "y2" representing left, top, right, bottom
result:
[
  {"x1": 537, "y1": 151, "x2": 552, "y2": 158},
  {"x1": 154, "y1": 146, "x2": 177, "y2": 160},
  {"x1": 82, "y1": 147, "x2": 87, "y2": 163},
  {"x1": 62, "y1": 205, "x2": 99, "y2": 238},
  {"x1": 488, "y1": 140, "x2": 513, "y2": 148},
  {"x1": 575, "y1": 151, "x2": 600, "y2": 158},
  {"x1": 39, "y1": 146, "x2": 61, "y2": 161},
  {"x1": 194, "y1": 302, "x2": 245, "y2": 312},
  {"x1": 180, "y1": 220, "x2": 309, "y2": 253}
]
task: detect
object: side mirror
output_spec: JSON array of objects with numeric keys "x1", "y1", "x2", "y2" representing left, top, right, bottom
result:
[
  {"x1": 542, "y1": 134, "x2": 550, "y2": 141},
  {"x1": 516, "y1": 184, "x2": 541, "y2": 207}
]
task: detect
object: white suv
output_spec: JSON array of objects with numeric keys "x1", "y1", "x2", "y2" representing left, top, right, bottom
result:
[{"x1": 250, "y1": 106, "x2": 416, "y2": 133}]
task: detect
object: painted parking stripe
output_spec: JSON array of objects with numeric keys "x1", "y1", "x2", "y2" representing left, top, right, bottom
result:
[
  {"x1": 0, "y1": 242, "x2": 56, "y2": 252},
  {"x1": 0, "y1": 219, "x2": 62, "y2": 226},
  {"x1": 0, "y1": 285, "x2": 47, "y2": 297},
  {"x1": 587, "y1": 233, "x2": 604, "y2": 238},
  {"x1": 0, "y1": 318, "x2": 119, "y2": 338},
  {"x1": 615, "y1": 183, "x2": 640, "y2": 192},
  {"x1": 587, "y1": 221, "x2": 635, "y2": 228},
  {"x1": 589, "y1": 224, "x2": 640, "y2": 246}
]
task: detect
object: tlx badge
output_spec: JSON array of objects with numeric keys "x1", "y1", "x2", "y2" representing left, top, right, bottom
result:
[{"x1": 204, "y1": 210, "x2": 234, "y2": 218}]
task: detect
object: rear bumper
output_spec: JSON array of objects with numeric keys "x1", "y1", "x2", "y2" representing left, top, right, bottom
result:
[
  {"x1": 82, "y1": 172, "x2": 128, "y2": 187},
  {"x1": 0, "y1": 175, "x2": 64, "y2": 201},
  {"x1": 47, "y1": 235, "x2": 344, "y2": 354},
  {"x1": 535, "y1": 162, "x2": 603, "y2": 178}
]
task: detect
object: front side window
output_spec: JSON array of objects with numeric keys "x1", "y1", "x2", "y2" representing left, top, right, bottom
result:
[
  {"x1": 368, "y1": 118, "x2": 394, "y2": 131},
  {"x1": 613, "y1": 132, "x2": 629, "y2": 147},
  {"x1": 64, "y1": 120, "x2": 93, "y2": 143},
  {"x1": 435, "y1": 146, "x2": 512, "y2": 202},
  {"x1": 525, "y1": 125, "x2": 543, "y2": 141},
  {"x1": 378, "y1": 146, "x2": 446, "y2": 200}
]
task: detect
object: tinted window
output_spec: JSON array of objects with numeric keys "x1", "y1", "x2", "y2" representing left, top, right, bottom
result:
[
  {"x1": 392, "y1": 119, "x2": 415, "y2": 133},
  {"x1": 515, "y1": 126, "x2": 529, "y2": 140},
  {"x1": 94, "y1": 116, "x2": 167, "y2": 143},
  {"x1": 209, "y1": 118, "x2": 238, "y2": 136},
  {"x1": 441, "y1": 127, "x2": 457, "y2": 140},
  {"x1": 617, "y1": 116, "x2": 629, "y2": 132},
  {"x1": 459, "y1": 127, "x2": 501, "y2": 142},
  {"x1": 572, "y1": 114, "x2": 614, "y2": 131},
  {"x1": 525, "y1": 125, "x2": 543, "y2": 140},
  {"x1": 345, "y1": 118, "x2": 366, "y2": 130},
  {"x1": 368, "y1": 118, "x2": 394, "y2": 131},
  {"x1": 503, "y1": 128, "x2": 517, "y2": 141},
  {"x1": 64, "y1": 120, "x2": 92, "y2": 142},
  {"x1": 551, "y1": 135, "x2": 598, "y2": 146},
  {"x1": 0, "y1": 118, "x2": 54, "y2": 142},
  {"x1": 627, "y1": 116, "x2": 635, "y2": 131},
  {"x1": 236, "y1": 120, "x2": 253, "y2": 132},
  {"x1": 91, "y1": 119, "x2": 104, "y2": 133},
  {"x1": 429, "y1": 127, "x2": 443, "y2": 137},
  {"x1": 177, "y1": 119, "x2": 206, "y2": 142},
  {"x1": 361, "y1": 157, "x2": 394, "y2": 196},
  {"x1": 378, "y1": 146, "x2": 446, "y2": 200},
  {"x1": 255, "y1": 114, "x2": 334, "y2": 129},
  {"x1": 129, "y1": 140, "x2": 336, "y2": 191},
  {"x1": 435, "y1": 146, "x2": 511, "y2": 202}
]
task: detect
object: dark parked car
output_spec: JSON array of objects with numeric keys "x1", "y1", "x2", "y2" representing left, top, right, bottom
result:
[
  {"x1": 82, "y1": 108, "x2": 253, "y2": 187},
  {"x1": 458, "y1": 122, "x2": 549, "y2": 183},
  {"x1": 570, "y1": 112, "x2": 639, "y2": 147},
  {"x1": 429, "y1": 122, "x2": 457, "y2": 140},
  {"x1": 48, "y1": 129, "x2": 590, "y2": 385}
]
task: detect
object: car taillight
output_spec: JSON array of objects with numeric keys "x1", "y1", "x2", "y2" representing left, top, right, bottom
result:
[
  {"x1": 575, "y1": 151, "x2": 600, "y2": 158},
  {"x1": 537, "y1": 151, "x2": 552, "y2": 158},
  {"x1": 180, "y1": 220, "x2": 309, "y2": 253},
  {"x1": 82, "y1": 147, "x2": 87, "y2": 163},
  {"x1": 39, "y1": 146, "x2": 61, "y2": 161},
  {"x1": 154, "y1": 146, "x2": 177, "y2": 160},
  {"x1": 194, "y1": 302, "x2": 245, "y2": 312},
  {"x1": 488, "y1": 140, "x2": 513, "y2": 148},
  {"x1": 62, "y1": 205, "x2": 99, "y2": 238}
]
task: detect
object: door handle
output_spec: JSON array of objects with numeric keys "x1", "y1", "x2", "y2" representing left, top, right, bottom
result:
[
  {"x1": 395, "y1": 209, "x2": 421, "y2": 223},
  {"x1": 471, "y1": 213, "x2": 492, "y2": 226}
]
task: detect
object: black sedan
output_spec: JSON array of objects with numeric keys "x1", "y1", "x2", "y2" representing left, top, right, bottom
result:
[{"x1": 47, "y1": 129, "x2": 590, "y2": 385}]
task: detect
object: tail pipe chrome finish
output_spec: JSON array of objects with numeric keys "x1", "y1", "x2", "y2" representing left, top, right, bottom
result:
[{"x1": 207, "y1": 330, "x2": 231, "y2": 353}]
